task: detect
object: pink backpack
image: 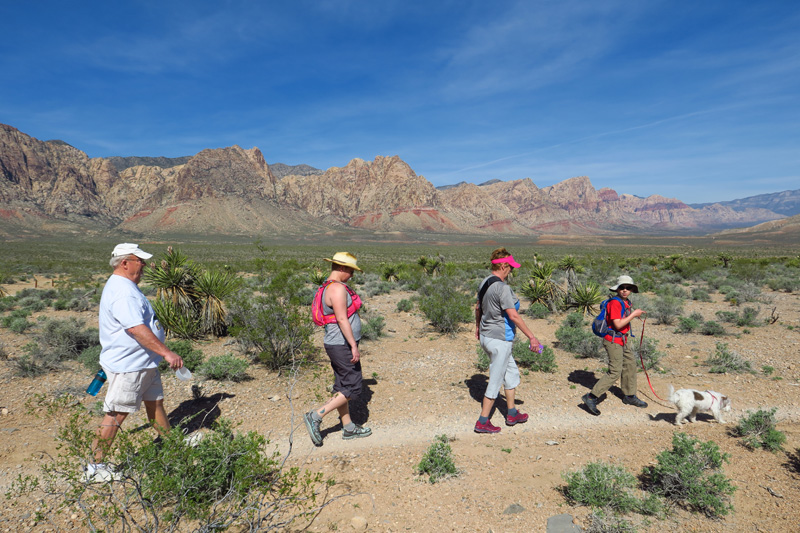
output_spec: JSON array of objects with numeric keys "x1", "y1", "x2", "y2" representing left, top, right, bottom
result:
[{"x1": 311, "y1": 280, "x2": 362, "y2": 326}]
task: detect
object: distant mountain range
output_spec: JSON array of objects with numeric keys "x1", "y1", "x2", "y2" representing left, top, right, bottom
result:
[
  {"x1": 0, "y1": 122, "x2": 789, "y2": 240},
  {"x1": 690, "y1": 190, "x2": 800, "y2": 217}
]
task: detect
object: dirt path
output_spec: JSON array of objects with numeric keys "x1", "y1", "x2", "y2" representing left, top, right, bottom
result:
[{"x1": 1, "y1": 285, "x2": 800, "y2": 532}]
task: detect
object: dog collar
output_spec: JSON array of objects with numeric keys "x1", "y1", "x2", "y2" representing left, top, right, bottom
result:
[{"x1": 705, "y1": 391, "x2": 717, "y2": 406}]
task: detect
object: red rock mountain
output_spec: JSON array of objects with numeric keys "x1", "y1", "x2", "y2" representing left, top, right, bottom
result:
[{"x1": 0, "y1": 123, "x2": 784, "y2": 239}]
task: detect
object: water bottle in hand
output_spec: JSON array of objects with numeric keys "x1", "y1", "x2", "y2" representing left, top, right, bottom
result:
[{"x1": 86, "y1": 370, "x2": 107, "y2": 396}]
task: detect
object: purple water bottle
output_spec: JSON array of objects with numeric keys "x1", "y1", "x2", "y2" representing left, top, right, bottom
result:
[{"x1": 86, "y1": 369, "x2": 107, "y2": 396}]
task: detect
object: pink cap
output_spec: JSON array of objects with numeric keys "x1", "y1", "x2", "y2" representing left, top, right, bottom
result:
[{"x1": 491, "y1": 255, "x2": 521, "y2": 268}]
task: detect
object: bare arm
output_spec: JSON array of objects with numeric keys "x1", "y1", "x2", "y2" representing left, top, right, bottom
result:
[
  {"x1": 126, "y1": 324, "x2": 184, "y2": 369},
  {"x1": 504, "y1": 308, "x2": 540, "y2": 348},
  {"x1": 327, "y1": 283, "x2": 362, "y2": 363},
  {"x1": 611, "y1": 308, "x2": 645, "y2": 330}
]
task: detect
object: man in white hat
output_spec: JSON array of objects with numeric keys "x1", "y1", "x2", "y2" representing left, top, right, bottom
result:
[
  {"x1": 86, "y1": 243, "x2": 184, "y2": 481},
  {"x1": 582, "y1": 275, "x2": 647, "y2": 416},
  {"x1": 304, "y1": 252, "x2": 372, "y2": 446}
]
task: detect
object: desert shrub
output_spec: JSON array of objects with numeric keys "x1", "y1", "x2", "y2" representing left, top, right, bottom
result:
[
  {"x1": 561, "y1": 461, "x2": 659, "y2": 516},
  {"x1": 4, "y1": 315, "x2": 33, "y2": 333},
  {"x1": 197, "y1": 353, "x2": 250, "y2": 382},
  {"x1": 33, "y1": 317, "x2": 99, "y2": 362},
  {"x1": 526, "y1": 302, "x2": 550, "y2": 319},
  {"x1": 361, "y1": 277, "x2": 392, "y2": 297},
  {"x1": 78, "y1": 344, "x2": 103, "y2": 371},
  {"x1": 13, "y1": 353, "x2": 46, "y2": 377},
  {"x1": 706, "y1": 342, "x2": 753, "y2": 373},
  {"x1": 643, "y1": 432, "x2": 735, "y2": 517},
  {"x1": 715, "y1": 306, "x2": 760, "y2": 327},
  {"x1": 555, "y1": 312, "x2": 603, "y2": 359},
  {"x1": 584, "y1": 510, "x2": 638, "y2": 533},
  {"x1": 396, "y1": 298, "x2": 413, "y2": 312},
  {"x1": 691, "y1": 288, "x2": 712, "y2": 302},
  {"x1": 155, "y1": 340, "x2": 205, "y2": 371},
  {"x1": 700, "y1": 320, "x2": 726, "y2": 336},
  {"x1": 717, "y1": 284, "x2": 737, "y2": 295},
  {"x1": 733, "y1": 282, "x2": 762, "y2": 303},
  {"x1": 637, "y1": 338, "x2": 663, "y2": 371},
  {"x1": 416, "y1": 434, "x2": 459, "y2": 483},
  {"x1": 653, "y1": 284, "x2": 689, "y2": 299},
  {"x1": 360, "y1": 313, "x2": 386, "y2": 341},
  {"x1": 417, "y1": 278, "x2": 472, "y2": 334},
  {"x1": 733, "y1": 408, "x2": 786, "y2": 452},
  {"x1": 647, "y1": 295, "x2": 683, "y2": 326},
  {"x1": 475, "y1": 344, "x2": 490, "y2": 371},
  {"x1": 16, "y1": 296, "x2": 47, "y2": 312},
  {"x1": 513, "y1": 340, "x2": 558, "y2": 373},
  {"x1": 8, "y1": 397, "x2": 332, "y2": 531},
  {"x1": 767, "y1": 275, "x2": 799, "y2": 293},
  {"x1": 566, "y1": 282, "x2": 604, "y2": 316},
  {"x1": 228, "y1": 291, "x2": 315, "y2": 371},
  {"x1": 674, "y1": 315, "x2": 702, "y2": 334}
]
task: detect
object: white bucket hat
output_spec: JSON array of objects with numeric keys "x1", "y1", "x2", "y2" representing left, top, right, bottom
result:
[
  {"x1": 111, "y1": 243, "x2": 153, "y2": 260},
  {"x1": 324, "y1": 252, "x2": 362, "y2": 272},
  {"x1": 609, "y1": 275, "x2": 638, "y2": 293}
]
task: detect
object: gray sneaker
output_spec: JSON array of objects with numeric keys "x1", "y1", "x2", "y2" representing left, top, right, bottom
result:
[
  {"x1": 304, "y1": 412, "x2": 323, "y2": 447},
  {"x1": 342, "y1": 424, "x2": 372, "y2": 440}
]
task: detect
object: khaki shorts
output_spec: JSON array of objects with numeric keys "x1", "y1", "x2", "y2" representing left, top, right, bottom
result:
[{"x1": 102, "y1": 368, "x2": 164, "y2": 414}]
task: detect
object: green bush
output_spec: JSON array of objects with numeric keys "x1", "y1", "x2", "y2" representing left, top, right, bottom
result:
[
  {"x1": 228, "y1": 291, "x2": 315, "y2": 371},
  {"x1": 513, "y1": 340, "x2": 558, "y2": 373},
  {"x1": 78, "y1": 345, "x2": 103, "y2": 371},
  {"x1": 706, "y1": 342, "x2": 753, "y2": 373},
  {"x1": 416, "y1": 434, "x2": 459, "y2": 483},
  {"x1": 360, "y1": 313, "x2": 386, "y2": 341},
  {"x1": 19, "y1": 318, "x2": 100, "y2": 374},
  {"x1": 700, "y1": 320, "x2": 726, "y2": 336},
  {"x1": 674, "y1": 314, "x2": 702, "y2": 333},
  {"x1": 475, "y1": 344, "x2": 490, "y2": 372},
  {"x1": 525, "y1": 302, "x2": 550, "y2": 319},
  {"x1": 396, "y1": 298, "x2": 413, "y2": 312},
  {"x1": 647, "y1": 295, "x2": 683, "y2": 326},
  {"x1": 555, "y1": 313, "x2": 603, "y2": 359},
  {"x1": 8, "y1": 397, "x2": 332, "y2": 531},
  {"x1": 562, "y1": 461, "x2": 659, "y2": 516},
  {"x1": 4, "y1": 316, "x2": 33, "y2": 333},
  {"x1": 643, "y1": 432, "x2": 735, "y2": 517},
  {"x1": 198, "y1": 353, "x2": 250, "y2": 382},
  {"x1": 417, "y1": 278, "x2": 472, "y2": 334},
  {"x1": 637, "y1": 337, "x2": 663, "y2": 371},
  {"x1": 733, "y1": 408, "x2": 786, "y2": 452},
  {"x1": 691, "y1": 288, "x2": 712, "y2": 302},
  {"x1": 157, "y1": 340, "x2": 205, "y2": 371},
  {"x1": 585, "y1": 510, "x2": 638, "y2": 533}
]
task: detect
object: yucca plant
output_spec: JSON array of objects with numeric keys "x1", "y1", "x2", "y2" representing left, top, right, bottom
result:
[
  {"x1": 558, "y1": 255, "x2": 579, "y2": 294},
  {"x1": 567, "y1": 282, "x2": 604, "y2": 315},
  {"x1": 144, "y1": 247, "x2": 198, "y2": 313},
  {"x1": 521, "y1": 263, "x2": 565, "y2": 312},
  {"x1": 152, "y1": 299, "x2": 203, "y2": 340},
  {"x1": 309, "y1": 269, "x2": 327, "y2": 286},
  {"x1": 195, "y1": 270, "x2": 241, "y2": 336},
  {"x1": 381, "y1": 263, "x2": 401, "y2": 282}
]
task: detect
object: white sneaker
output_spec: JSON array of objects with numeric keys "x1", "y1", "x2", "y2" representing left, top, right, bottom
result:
[{"x1": 83, "y1": 463, "x2": 120, "y2": 483}]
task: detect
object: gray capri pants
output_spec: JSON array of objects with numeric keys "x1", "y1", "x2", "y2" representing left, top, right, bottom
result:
[{"x1": 480, "y1": 335, "x2": 521, "y2": 399}]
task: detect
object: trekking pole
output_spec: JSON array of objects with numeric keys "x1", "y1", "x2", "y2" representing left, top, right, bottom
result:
[{"x1": 637, "y1": 315, "x2": 667, "y2": 401}]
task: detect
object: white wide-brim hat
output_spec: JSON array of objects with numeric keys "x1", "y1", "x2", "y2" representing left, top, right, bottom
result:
[
  {"x1": 111, "y1": 243, "x2": 153, "y2": 260},
  {"x1": 609, "y1": 275, "x2": 638, "y2": 293},
  {"x1": 324, "y1": 252, "x2": 362, "y2": 272}
]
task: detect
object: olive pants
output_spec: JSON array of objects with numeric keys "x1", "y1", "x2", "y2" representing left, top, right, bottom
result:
[{"x1": 590, "y1": 337, "x2": 637, "y2": 398}]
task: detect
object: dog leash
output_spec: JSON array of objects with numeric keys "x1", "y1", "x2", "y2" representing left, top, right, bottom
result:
[{"x1": 636, "y1": 316, "x2": 667, "y2": 401}]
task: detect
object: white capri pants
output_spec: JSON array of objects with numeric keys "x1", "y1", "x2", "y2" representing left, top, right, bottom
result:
[{"x1": 480, "y1": 335, "x2": 521, "y2": 399}]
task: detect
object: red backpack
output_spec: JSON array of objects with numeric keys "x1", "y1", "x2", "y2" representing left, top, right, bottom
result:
[{"x1": 311, "y1": 280, "x2": 362, "y2": 326}]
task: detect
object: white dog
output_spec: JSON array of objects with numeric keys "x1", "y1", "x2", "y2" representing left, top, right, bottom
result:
[{"x1": 668, "y1": 385, "x2": 731, "y2": 425}]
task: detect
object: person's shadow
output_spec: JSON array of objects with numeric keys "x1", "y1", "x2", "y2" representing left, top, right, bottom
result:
[
  {"x1": 321, "y1": 377, "x2": 375, "y2": 438},
  {"x1": 464, "y1": 374, "x2": 525, "y2": 419},
  {"x1": 168, "y1": 392, "x2": 235, "y2": 433}
]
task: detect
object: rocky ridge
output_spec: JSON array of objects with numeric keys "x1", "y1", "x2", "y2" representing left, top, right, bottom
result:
[{"x1": 0, "y1": 123, "x2": 786, "y2": 238}]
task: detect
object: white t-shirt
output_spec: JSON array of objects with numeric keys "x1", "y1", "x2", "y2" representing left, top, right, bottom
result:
[{"x1": 98, "y1": 274, "x2": 164, "y2": 373}]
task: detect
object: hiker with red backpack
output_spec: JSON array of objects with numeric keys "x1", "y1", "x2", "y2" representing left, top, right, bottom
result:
[
  {"x1": 304, "y1": 252, "x2": 372, "y2": 446},
  {"x1": 474, "y1": 248, "x2": 542, "y2": 434},
  {"x1": 582, "y1": 275, "x2": 647, "y2": 416}
]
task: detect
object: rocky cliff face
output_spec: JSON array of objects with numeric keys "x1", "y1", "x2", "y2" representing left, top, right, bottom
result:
[{"x1": 0, "y1": 122, "x2": 786, "y2": 238}]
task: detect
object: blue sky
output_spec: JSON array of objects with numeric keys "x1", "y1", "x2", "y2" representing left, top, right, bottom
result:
[{"x1": 1, "y1": 1, "x2": 798, "y2": 203}]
